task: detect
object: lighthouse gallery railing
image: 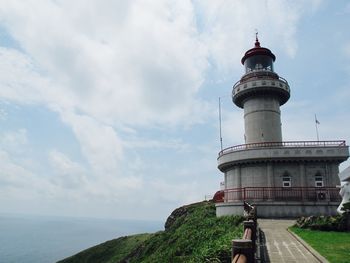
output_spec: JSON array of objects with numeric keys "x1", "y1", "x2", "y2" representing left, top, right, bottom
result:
[
  {"x1": 232, "y1": 72, "x2": 289, "y2": 90},
  {"x1": 218, "y1": 140, "x2": 346, "y2": 157}
]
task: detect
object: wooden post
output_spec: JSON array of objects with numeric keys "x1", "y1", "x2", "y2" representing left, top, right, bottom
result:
[
  {"x1": 232, "y1": 239, "x2": 253, "y2": 263},
  {"x1": 244, "y1": 221, "x2": 256, "y2": 252}
]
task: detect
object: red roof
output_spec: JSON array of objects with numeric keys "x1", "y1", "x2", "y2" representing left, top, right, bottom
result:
[{"x1": 241, "y1": 38, "x2": 276, "y2": 64}]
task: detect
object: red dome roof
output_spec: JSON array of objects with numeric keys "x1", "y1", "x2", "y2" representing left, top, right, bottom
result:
[{"x1": 241, "y1": 38, "x2": 276, "y2": 65}]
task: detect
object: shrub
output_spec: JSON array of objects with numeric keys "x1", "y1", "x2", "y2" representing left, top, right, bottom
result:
[
  {"x1": 295, "y1": 214, "x2": 347, "y2": 231},
  {"x1": 340, "y1": 201, "x2": 350, "y2": 213}
]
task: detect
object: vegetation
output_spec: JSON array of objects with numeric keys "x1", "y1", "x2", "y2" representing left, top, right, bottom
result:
[
  {"x1": 295, "y1": 215, "x2": 346, "y2": 231},
  {"x1": 290, "y1": 227, "x2": 350, "y2": 263},
  {"x1": 58, "y1": 201, "x2": 244, "y2": 263},
  {"x1": 291, "y1": 202, "x2": 350, "y2": 262},
  {"x1": 340, "y1": 201, "x2": 350, "y2": 213},
  {"x1": 58, "y1": 233, "x2": 151, "y2": 263},
  {"x1": 295, "y1": 202, "x2": 350, "y2": 232}
]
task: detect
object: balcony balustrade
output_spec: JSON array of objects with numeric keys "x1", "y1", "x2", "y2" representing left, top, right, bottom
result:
[
  {"x1": 223, "y1": 187, "x2": 341, "y2": 203},
  {"x1": 218, "y1": 140, "x2": 346, "y2": 157}
]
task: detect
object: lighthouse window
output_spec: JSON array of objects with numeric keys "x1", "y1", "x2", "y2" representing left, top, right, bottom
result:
[
  {"x1": 315, "y1": 176, "x2": 324, "y2": 187},
  {"x1": 282, "y1": 176, "x2": 291, "y2": 187}
]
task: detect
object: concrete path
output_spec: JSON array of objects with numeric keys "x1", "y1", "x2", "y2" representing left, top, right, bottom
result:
[{"x1": 258, "y1": 219, "x2": 326, "y2": 263}]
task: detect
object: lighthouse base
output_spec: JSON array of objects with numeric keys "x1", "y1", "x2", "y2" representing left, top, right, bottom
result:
[{"x1": 216, "y1": 200, "x2": 339, "y2": 218}]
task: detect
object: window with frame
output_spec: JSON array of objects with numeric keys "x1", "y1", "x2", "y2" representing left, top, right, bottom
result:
[
  {"x1": 282, "y1": 176, "x2": 291, "y2": 187},
  {"x1": 315, "y1": 175, "x2": 324, "y2": 187}
]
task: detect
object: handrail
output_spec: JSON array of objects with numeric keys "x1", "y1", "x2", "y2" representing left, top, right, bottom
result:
[
  {"x1": 218, "y1": 140, "x2": 347, "y2": 156},
  {"x1": 224, "y1": 186, "x2": 341, "y2": 203},
  {"x1": 232, "y1": 202, "x2": 257, "y2": 263},
  {"x1": 226, "y1": 186, "x2": 340, "y2": 190},
  {"x1": 243, "y1": 228, "x2": 252, "y2": 240},
  {"x1": 232, "y1": 73, "x2": 289, "y2": 91}
]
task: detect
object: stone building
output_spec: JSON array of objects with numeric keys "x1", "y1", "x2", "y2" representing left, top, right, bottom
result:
[{"x1": 216, "y1": 37, "x2": 349, "y2": 218}]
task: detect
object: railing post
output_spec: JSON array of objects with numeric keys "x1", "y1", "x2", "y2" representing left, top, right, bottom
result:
[
  {"x1": 262, "y1": 187, "x2": 265, "y2": 200},
  {"x1": 301, "y1": 187, "x2": 304, "y2": 201},
  {"x1": 244, "y1": 221, "x2": 256, "y2": 252},
  {"x1": 232, "y1": 239, "x2": 253, "y2": 263}
]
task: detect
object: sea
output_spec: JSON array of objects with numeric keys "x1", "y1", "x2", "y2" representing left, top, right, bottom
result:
[{"x1": 0, "y1": 213, "x2": 163, "y2": 263}]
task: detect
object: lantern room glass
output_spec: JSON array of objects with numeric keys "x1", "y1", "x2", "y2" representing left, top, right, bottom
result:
[{"x1": 244, "y1": 55, "x2": 274, "y2": 73}]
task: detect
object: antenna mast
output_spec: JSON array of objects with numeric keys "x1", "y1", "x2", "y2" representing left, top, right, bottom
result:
[{"x1": 219, "y1": 97, "x2": 223, "y2": 151}]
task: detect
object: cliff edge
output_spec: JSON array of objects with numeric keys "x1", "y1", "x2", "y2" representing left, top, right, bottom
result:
[{"x1": 57, "y1": 201, "x2": 244, "y2": 263}]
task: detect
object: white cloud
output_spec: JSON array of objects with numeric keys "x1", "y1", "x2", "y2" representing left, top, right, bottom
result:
[
  {"x1": 54, "y1": 111, "x2": 145, "y2": 203},
  {"x1": 0, "y1": 0, "x2": 314, "y2": 128},
  {"x1": 0, "y1": 149, "x2": 56, "y2": 210},
  {"x1": 123, "y1": 137, "x2": 190, "y2": 152},
  {"x1": 0, "y1": 128, "x2": 27, "y2": 150},
  {"x1": 0, "y1": 107, "x2": 7, "y2": 120},
  {"x1": 0, "y1": 150, "x2": 34, "y2": 188},
  {"x1": 150, "y1": 179, "x2": 200, "y2": 204},
  {"x1": 59, "y1": 111, "x2": 123, "y2": 176},
  {"x1": 0, "y1": 47, "x2": 52, "y2": 104},
  {"x1": 194, "y1": 0, "x2": 319, "y2": 72},
  {"x1": 0, "y1": 0, "x2": 208, "y2": 128},
  {"x1": 1, "y1": 0, "x2": 307, "y2": 126},
  {"x1": 221, "y1": 108, "x2": 244, "y2": 147},
  {"x1": 49, "y1": 149, "x2": 87, "y2": 189}
]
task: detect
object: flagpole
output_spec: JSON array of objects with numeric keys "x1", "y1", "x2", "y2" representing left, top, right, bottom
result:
[
  {"x1": 219, "y1": 97, "x2": 223, "y2": 151},
  {"x1": 315, "y1": 114, "x2": 319, "y2": 141}
]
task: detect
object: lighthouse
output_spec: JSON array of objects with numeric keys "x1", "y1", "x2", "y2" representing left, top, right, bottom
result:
[
  {"x1": 233, "y1": 36, "x2": 289, "y2": 144},
  {"x1": 216, "y1": 37, "x2": 349, "y2": 218}
]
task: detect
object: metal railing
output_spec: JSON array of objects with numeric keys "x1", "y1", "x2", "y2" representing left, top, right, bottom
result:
[
  {"x1": 218, "y1": 140, "x2": 347, "y2": 156},
  {"x1": 224, "y1": 187, "x2": 341, "y2": 203},
  {"x1": 232, "y1": 72, "x2": 289, "y2": 91}
]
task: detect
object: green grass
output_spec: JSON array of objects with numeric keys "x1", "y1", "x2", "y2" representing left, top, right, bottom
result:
[
  {"x1": 290, "y1": 226, "x2": 350, "y2": 263},
  {"x1": 58, "y1": 201, "x2": 244, "y2": 263},
  {"x1": 128, "y1": 202, "x2": 244, "y2": 263},
  {"x1": 57, "y1": 233, "x2": 152, "y2": 263}
]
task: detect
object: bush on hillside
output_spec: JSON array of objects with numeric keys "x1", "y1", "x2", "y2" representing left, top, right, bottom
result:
[
  {"x1": 123, "y1": 201, "x2": 245, "y2": 263},
  {"x1": 295, "y1": 214, "x2": 347, "y2": 231}
]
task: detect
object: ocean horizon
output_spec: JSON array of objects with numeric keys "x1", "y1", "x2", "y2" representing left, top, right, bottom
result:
[{"x1": 0, "y1": 213, "x2": 163, "y2": 263}]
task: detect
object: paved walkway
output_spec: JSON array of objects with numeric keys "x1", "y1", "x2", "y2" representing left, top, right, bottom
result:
[{"x1": 258, "y1": 219, "x2": 325, "y2": 263}]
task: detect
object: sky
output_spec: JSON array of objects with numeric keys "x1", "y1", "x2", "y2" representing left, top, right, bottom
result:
[{"x1": 0, "y1": 0, "x2": 349, "y2": 221}]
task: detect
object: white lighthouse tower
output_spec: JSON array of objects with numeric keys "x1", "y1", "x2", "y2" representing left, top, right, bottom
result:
[
  {"x1": 235, "y1": 36, "x2": 289, "y2": 144},
  {"x1": 216, "y1": 37, "x2": 349, "y2": 218}
]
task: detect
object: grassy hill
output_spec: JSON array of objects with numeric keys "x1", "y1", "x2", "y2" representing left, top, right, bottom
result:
[{"x1": 58, "y1": 201, "x2": 244, "y2": 263}]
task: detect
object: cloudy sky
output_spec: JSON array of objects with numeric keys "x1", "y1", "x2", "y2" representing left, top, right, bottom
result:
[{"x1": 0, "y1": 0, "x2": 349, "y2": 221}]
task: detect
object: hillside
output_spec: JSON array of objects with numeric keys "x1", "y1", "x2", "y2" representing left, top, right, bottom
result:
[{"x1": 58, "y1": 201, "x2": 244, "y2": 263}]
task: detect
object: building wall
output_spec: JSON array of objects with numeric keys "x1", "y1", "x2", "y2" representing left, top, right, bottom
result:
[
  {"x1": 304, "y1": 163, "x2": 340, "y2": 187},
  {"x1": 241, "y1": 164, "x2": 267, "y2": 187},
  {"x1": 216, "y1": 201, "x2": 339, "y2": 217},
  {"x1": 273, "y1": 163, "x2": 299, "y2": 187},
  {"x1": 224, "y1": 161, "x2": 341, "y2": 190},
  {"x1": 243, "y1": 96, "x2": 282, "y2": 144},
  {"x1": 329, "y1": 163, "x2": 340, "y2": 185},
  {"x1": 225, "y1": 168, "x2": 236, "y2": 189}
]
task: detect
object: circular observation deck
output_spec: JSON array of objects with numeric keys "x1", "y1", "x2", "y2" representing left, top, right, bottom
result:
[
  {"x1": 232, "y1": 70, "x2": 290, "y2": 108},
  {"x1": 217, "y1": 140, "x2": 349, "y2": 172}
]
